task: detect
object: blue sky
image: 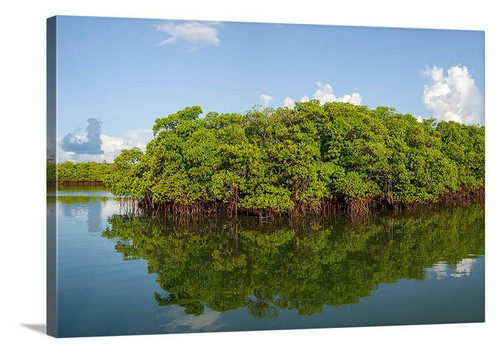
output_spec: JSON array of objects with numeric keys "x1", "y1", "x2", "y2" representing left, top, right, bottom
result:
[{"x1": 54, "y1": 16, "x2": 485, "y2": 162}]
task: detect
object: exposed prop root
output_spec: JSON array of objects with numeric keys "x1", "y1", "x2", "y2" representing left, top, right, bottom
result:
[{"x1": 121, "y1": 186, "x2": 484, "y2": 221}]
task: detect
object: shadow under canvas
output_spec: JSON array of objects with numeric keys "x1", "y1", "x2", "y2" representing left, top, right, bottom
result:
[{"x1": 21, "y1": 324, "x2": 46, "y2": 335}]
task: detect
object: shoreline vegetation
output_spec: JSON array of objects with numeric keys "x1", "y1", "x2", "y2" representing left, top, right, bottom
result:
[
  {"x1": 47, "y1": 161, "x2": 113, "y2": 186},
  {"x1": 47, "y1": 181, "x2": 107, "y2": 186},
  {"x1": 49, "y1": 101, "x2": 484, "y2": 218}
]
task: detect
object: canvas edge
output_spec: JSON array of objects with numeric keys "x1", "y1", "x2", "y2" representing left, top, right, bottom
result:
[{"x1": 46, "y1": 15, "x2": 57, "y2": 338}]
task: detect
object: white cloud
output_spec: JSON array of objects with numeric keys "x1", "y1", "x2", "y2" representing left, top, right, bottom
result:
[
  {"x1": 283, "y1": 96, "x2": 295, "y2": 108},
  {"x1": 122, "y1": 129, "x2": 153, "y2": 151},
  {"x1": 428, "y1": 262, "x2": 449, "y2": 279},
  {"x1": 58, "y1": 129, "x2": 153, "y2": 163},
  {"x1": 451, "y1": 258, "x2": 477, "y2": 278},
  {"x1": 427, "y1": 258, "x2": 477, "y2": 279},
  {"x1": 259, "y1": 94, "x2": 273, "y2": 107},
  {"x1": 339, "y1": 92, "x2": 362, "y2": 105},
  {"x1": 155, "y1": 21, "x2": 221, "y2": 48},
  {"x1": 422, "y1": 65, "x2": 484, "y2": 125},
  {"x1": 159, "y1": 307, "x2": 224, "y2": 333},
  {"x1": 312, "y1": 82, "x2": 362, "y2": 105},
  {"x1": 282, "y1": 83, "x2": 362, "y2": 107},
  {"x1": 100, "y1": 129, "x2": 153, "y2": 161},
  {"x1": 312, "y1": 83, "x2": 335, "y2": 104}
]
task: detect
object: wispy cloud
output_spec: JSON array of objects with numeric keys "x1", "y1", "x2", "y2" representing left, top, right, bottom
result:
[
  {"x1": 155, "y1": 21, "x2": 221, "y2": 49},
  {"x1": 422, "y1": 65, "x2": 484, "y2": 125}
]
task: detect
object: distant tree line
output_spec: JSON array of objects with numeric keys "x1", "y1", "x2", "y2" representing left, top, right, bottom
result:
[
  {"x1": 47, "y1": 161, "x2": 114, "y2": 185},
  {"x1": 105, "y1": 101, "x2": 484, "y2": 216}
]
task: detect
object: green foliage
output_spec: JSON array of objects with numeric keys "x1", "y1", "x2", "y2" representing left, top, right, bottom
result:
[
  {"x1": 51, "y1": 161, "x2": 114, "y2": 183},
  {"x1": 102, "y1": 204, "x2": 484, "y2": 318},
  {"x1": 107, "y1": 102, "x2": 485, "y2": 214},
  {"x1": 47, "y1": 161, "x2": 57, "y2": 182}
]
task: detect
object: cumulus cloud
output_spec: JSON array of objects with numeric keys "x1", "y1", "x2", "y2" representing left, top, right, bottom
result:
[
  {"x1": 122, "y1": 129, "x2": 153, "y2": 150},
  {"x1": 155, "y1": 21, "x2": 221, "y2": 49},
  {"x1": 60, "y1": 118, "x2": 104, "y2": 155},
  {"x1": 312, "y1": 82, "x2": 362, "y2": 105},
  {"x1": 422, "y1": 66, "x2": 484, "y2": 125},
  {"x1": 283, "y1": 96, "x2": 295, "y2": 108},
  {"x1": 283, "y1": 83, "x2": 362, "y2": 108},
  {"x1": 58, "y1": 126, "x2": 153, "y2": 163},
  {"x1": 259, "y1": 94, "x2": 274, "y2": 107},
  {"x1": 100, "y1": 129, "x2": 153, "y2": 162}
]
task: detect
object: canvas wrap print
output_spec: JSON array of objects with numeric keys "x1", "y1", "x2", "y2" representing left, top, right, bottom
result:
[{"x1": 46, "y1": 16, "x2": 485, "y2": 338}]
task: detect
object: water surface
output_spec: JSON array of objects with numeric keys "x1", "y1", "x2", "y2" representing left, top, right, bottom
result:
[{"x1": 49, "y1": 186, "x2": 485, "y2": 337}]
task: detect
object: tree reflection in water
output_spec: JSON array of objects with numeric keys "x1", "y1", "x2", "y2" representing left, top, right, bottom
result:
[{"x1": 102, "y1": 204, "x2": 484, "y2": 318}]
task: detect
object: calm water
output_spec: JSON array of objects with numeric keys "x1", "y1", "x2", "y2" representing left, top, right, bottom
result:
[{"x1": 48, "y1": 186, "x2": 485, "y2": 337}]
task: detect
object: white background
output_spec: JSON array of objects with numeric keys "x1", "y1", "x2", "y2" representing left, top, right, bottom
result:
[{"x1": 0, "y1": 0, "x2": 498, "y2": 352}]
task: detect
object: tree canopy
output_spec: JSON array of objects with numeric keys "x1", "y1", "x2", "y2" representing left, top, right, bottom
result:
[{"x1": 106, "y1": 101, "x2": 484, "y2": 216}]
